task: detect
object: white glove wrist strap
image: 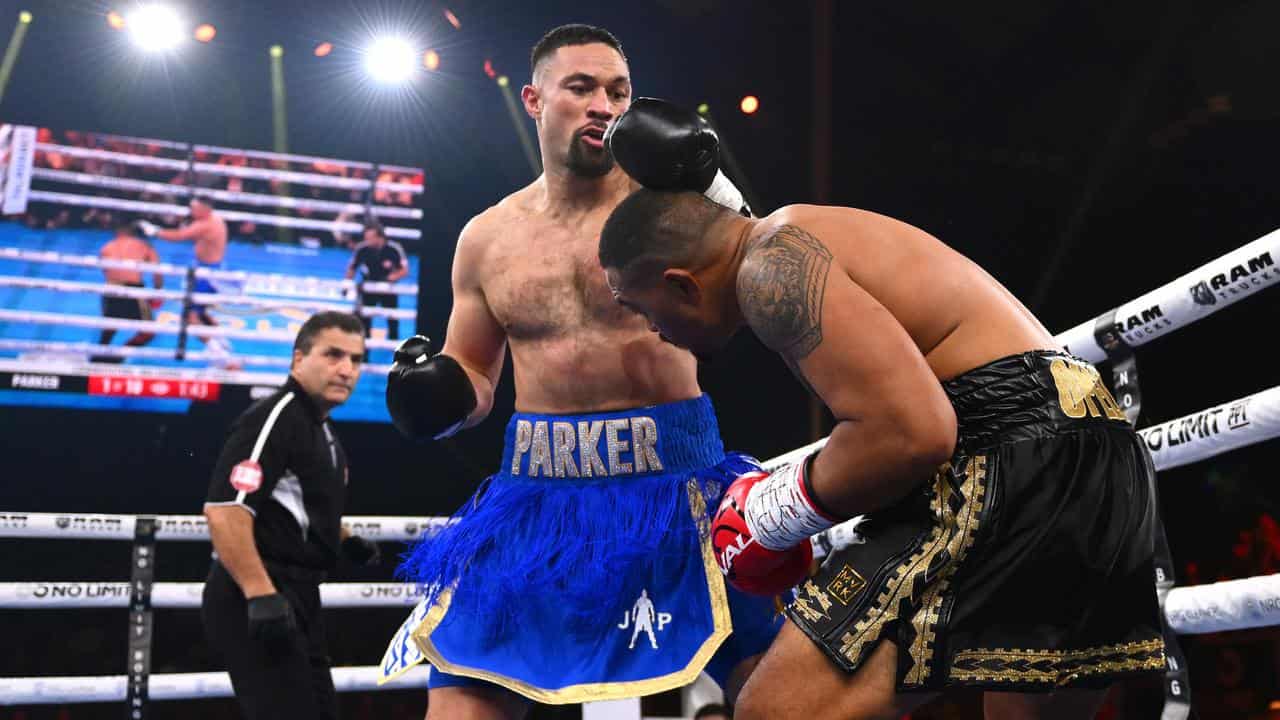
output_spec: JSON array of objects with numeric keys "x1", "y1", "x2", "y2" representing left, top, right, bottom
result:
[{"x1": 743, "y1": 456, "x2": 837, "y2": 551}]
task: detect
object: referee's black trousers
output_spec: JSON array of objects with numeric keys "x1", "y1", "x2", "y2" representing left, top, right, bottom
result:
[{"x1": 202, "y1": 561, "x2": 338, "y2": 720}]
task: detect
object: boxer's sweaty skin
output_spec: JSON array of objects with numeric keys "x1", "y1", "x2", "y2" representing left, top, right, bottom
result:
[
  {"x1": 447, "y1": 176, "x2": 701, "y2": 418},
  {"x1": 442, "y1": 42, "x2": 700, "y2": 421}
]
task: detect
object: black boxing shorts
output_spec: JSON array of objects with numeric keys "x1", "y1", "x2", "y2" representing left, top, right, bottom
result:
[
  {"x1": 101, "y1": 283, "x2": 151, "y2": 322},
  {"x1": 787, "y1": 351, "x2": 1166, "y2": 691}
]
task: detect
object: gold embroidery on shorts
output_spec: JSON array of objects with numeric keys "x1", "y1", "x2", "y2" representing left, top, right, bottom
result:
[
  {"x1": 903, "y1": 456, "x2": 988, "y2": 685},
  {"x1": 836, "y1": 455, "x2": 989, "y2": 686},
  {"x1": 793, "y1": 580, "x2": 835, "y2": 622},
  {"x1": 1049, "y1": 358, "x2": 1126, "y2": 421},
  {"x1": 949, "y1": 638, "x2": 1166, "y2": 685},
  {"x1": 826, "y1": 565, "x2": 866, "y2": 606}
]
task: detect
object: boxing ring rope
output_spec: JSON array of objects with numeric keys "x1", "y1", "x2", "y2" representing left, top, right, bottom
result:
[
  {"x1": 0, "y1": 667, "x2": 432, "y2": 705},
  {"x1": 0, "y1": 246, "x2": 417, "y2": 298},
  {"x1": 0, "y1": 275, "x2": 418, "y2": 320},
  {"x1": 31, "y1": 168, "x2": 424, "y2": 221},
  {"x1": 0, "y1": 338, "x2": 395, "y2": 373},
  {"x1": 0, "y1": 309, "x2": 402, "y2": 350},
  {"x1": 26, "y1": 190, "x2": 423, "y2": 240},
  {"x1": 2, "y1": 231, "x2": 1276, "y2": 706},
  {"x1": 37, "y1": 142, "x2": 421, "y2": 194}
]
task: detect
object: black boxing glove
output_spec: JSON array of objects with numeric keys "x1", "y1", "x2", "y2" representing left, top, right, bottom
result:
[
  {"x1": 605, "y1": 97, "x2": 752, "y2": 215},
  {"x1": 606, "y1": 97, "x2": 720, "y2": 192},
  {"x1": 341, "y1": 534, "x2": 381, "y2": 566},
  {"x1": 386, "y1": 335, "x2": 477, "y2": 441},
  {"x1": 246, "y1": 592, "x2": 296, "y2": 642}
]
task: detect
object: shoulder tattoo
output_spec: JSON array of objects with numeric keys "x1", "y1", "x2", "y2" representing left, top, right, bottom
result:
[{"x1": 737, "y1": 224, "x2": 832, "y2": 360}]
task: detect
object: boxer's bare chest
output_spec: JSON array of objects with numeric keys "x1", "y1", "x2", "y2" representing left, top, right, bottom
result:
[{"x1": 481, "y1": 214, "x2": 637, "y2": 341}]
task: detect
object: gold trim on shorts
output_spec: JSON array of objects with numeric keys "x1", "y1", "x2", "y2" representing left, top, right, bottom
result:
[
  {"x1": 827, "y1": 455, "x2": 989, "y2": 686},
  {"x1": 407, "y1": 479, "x2": 734, "y2": 704},
  {"x1": 949, "y1": 638, "x2": 1166, "y2": 685}
]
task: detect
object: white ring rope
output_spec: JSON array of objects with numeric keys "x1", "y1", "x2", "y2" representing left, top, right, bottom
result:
[
  {"x1": 0, "y1": 575, "x2": 1263, "y2": 636},
  {"x1": 32, "y1": 168, "x2": 423, "y2": 220},
  {"x1": 1163, "y1": 573, "x2": 1280, "y2": 635},
  {"x1": 190, "y1": 162, "x2": 423, "y2": 194},
  {"x1": 0, "y1": 357, "x2": 284, "y2": 385},
  {"x1": 0, "y1": 665, "x2": 430, "y2": 705},
  {"x1": 191, "y1": 143, "x2": 420, "y2": 175},
  {"x1": 0, "y1": 513, "x2": 445, "y2": 542},
  {"x1": 36, "y1": 142, "x2": 421, "y2": 193},
  {"x1": 0, "y1": 247, "x2": 417, "y2": 296},
  {"x1": 0, "y1": 339, "x2": 395, "y2": 373},
  {"x1": 1138, "y1": 386, "x2": 1280, "y2": 472},
  {"x1": 1056, "y1": 228, "x2": 1279, "y2": 363},
  {"x1": 38, "y1": 143, "x2": 189, "y2": 171},
  {"x1": 765, "y1": 384, "x2": 1280, "y2": 474},
  {"x1": 0, "y1": 275, "x2": 418, "y2": 320},
  {"x1": 0, "y1": 309, "x2": 402, "y2": 349},
  {"x1": 0, "y1": 582, "x2": 428, "y2": 609},
  {"x1": 26, "y1": 190, "x2": 423, "y2": 240}
]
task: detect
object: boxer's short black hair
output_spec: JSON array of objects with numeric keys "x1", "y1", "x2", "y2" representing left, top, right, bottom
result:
[
  {"x1": 191, "y1": 194, "x2": 214, "y2": 208},
  {"x1": 363, "y1": 222, "x2": 386, "y2": 237},
  {"x1": 599, "y1": 188, "x2": 727, "y2": 282},
  {"x1": 530, "y1": 24, "x2": 625, "y2": 76},
  {"x1": 294, "y1": 311, "x2": 365, "y2": 355}
]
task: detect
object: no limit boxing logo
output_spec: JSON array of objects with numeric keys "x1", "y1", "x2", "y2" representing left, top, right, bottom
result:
[
  {"x1": 229, "y1": 460, "x2": 263, "y2": 493},
  {"x1": 1140, "y1": 400, "x2": 1251, "y2": 452}
]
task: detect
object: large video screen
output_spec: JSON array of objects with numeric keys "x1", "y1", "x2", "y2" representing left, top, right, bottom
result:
[{"x1": 0, "y1": 124, "x2": 422, "y2": 422}]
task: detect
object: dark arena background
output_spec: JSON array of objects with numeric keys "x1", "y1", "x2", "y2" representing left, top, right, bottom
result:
[{"x1": 0, "y1": 0, "x2": 1277, "y2": 718}]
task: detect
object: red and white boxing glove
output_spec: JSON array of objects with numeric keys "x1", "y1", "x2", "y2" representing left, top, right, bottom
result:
[{"x1": 712, "y1": 454, "x2": 840, "y2": 596}]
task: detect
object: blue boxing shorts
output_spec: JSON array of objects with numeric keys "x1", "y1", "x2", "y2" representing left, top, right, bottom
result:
[
  {"x1": 189, "y1": 261, "x2": 243, "y2": 323},
  {"x1": 379, "y1": 395, "x2": 783, "y2": 703}
]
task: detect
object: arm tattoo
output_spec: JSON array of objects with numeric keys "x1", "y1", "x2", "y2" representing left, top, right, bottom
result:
[{"x1": 737, "y1": 224, "x2": 832, "y2": 360}]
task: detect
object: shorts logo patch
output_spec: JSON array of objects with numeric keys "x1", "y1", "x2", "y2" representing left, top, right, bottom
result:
[
  {"x1": 229, "y1": 460, "x2": 263, "y2": 493},
  {"x1": 618, "y1": 589, "x2": 670, "y2": 650},
  {"x1": 827, "y1": 565, "x2": 866, "y2": 606}
]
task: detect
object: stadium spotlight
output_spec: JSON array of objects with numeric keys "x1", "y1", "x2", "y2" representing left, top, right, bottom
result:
[
  {"x1": 126, "y1": 4, "x2": 184, "y2": 52},
  {"x1": 106, "y1": 11, "x2": 125, "y2": 29},
  {"x1": 18, "y1": 10, "x2": 32, "y2": 24},
  {"x1": 269, "y1": 44, "x2": 283, "y2": 58},
  {"x1": 423, "y1": 49, "x2": 439, "y2": 70},
  {"x1": 314, "y1": 42, "x2": 332, "y2": 57},
  {"x1": 740, "y1": 95, "x2": 760, "y2": 114},
  {"x1": 497, "y1": 75, "x2": 509, "y2": 87},
  {"x1": 363, "y1": 36, "x2": 416, "y2": 85},
  {"x1": 194, "y1": 23, "x2": 216, "y2": 42}
]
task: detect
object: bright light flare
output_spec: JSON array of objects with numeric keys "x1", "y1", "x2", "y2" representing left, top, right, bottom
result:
[
  {"x1": 126, "y1": 5, "x2": 184, "y2": 52},
  {"x1": 106, "y1": 11, "x2": 125, "y2": 29},
  {"x1": 740, "y1": 95, "x2": 760, "y2": 114},
  {"x1": 363, "y1": 36, "x2": 417, "y2": 85},
  {"x1": 194, "y1": 23, "x2": 216, "y2": 42}
]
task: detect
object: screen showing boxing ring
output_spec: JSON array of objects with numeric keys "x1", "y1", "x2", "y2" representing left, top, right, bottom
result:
[{"x1": 0, "y1": 123, "x2": 422, "y2": 422}]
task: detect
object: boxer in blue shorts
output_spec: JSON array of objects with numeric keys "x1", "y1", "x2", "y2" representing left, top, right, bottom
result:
[
  {"x1": 376, "y1": 25, "x2": 782, "y2": 717},
  {"x1": 137, "y1": 195, "x2": 239, "y2": 361}
]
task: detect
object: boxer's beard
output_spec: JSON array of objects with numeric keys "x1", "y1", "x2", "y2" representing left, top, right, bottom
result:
[{"x1": 566, "y1": 131, "x2": 614, "y2": 178}]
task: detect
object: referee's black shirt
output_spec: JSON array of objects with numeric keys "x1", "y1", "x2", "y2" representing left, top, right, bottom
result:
[
  {"x1": 204, "y1": 376, "x2": 349, "y2": 570},
  {"x1": 348, "y1": 240, "x2": 407, "y2": 283}
]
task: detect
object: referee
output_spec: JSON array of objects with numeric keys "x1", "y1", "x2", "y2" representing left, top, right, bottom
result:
[
  {"x1": 201, "y1": 311, "x2": 380, "y2": 720},
  {"x1": 345, "y1": 223, "x2": 409, "y2": 340}
]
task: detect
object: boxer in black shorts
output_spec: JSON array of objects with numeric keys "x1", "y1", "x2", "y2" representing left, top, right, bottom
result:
[{"x1": 599, "y1": 162, "x2": 1164, "y2": 718}]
